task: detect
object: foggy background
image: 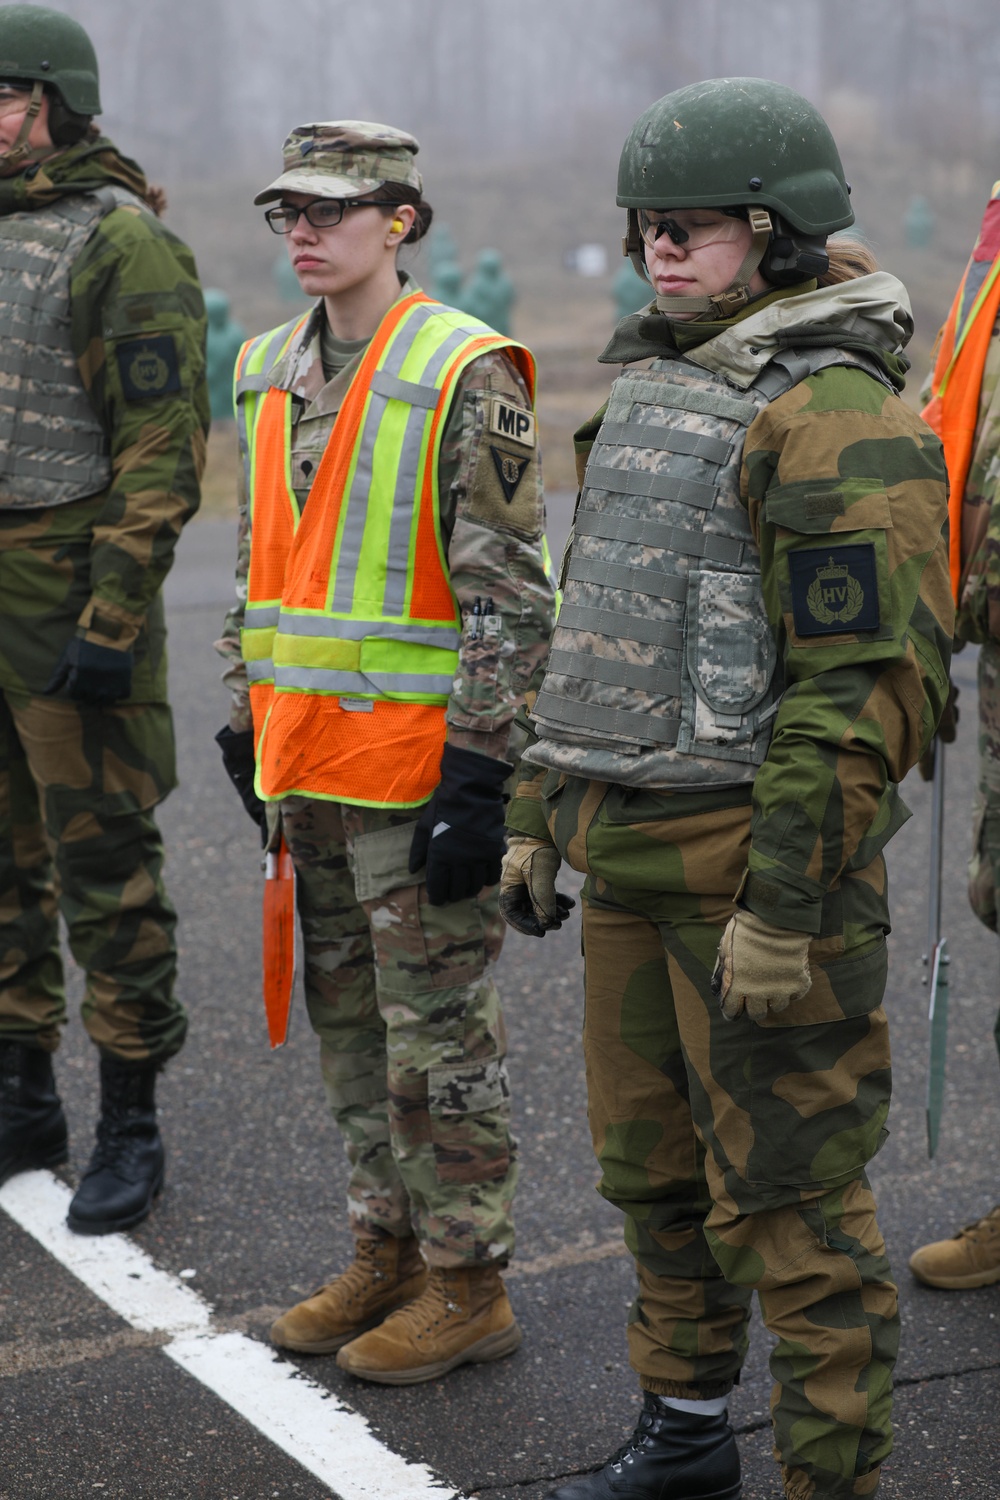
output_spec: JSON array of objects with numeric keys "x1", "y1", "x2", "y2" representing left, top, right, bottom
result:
[{"x1": 30, "y1": 0, "x2": 1000, "y2": 497}]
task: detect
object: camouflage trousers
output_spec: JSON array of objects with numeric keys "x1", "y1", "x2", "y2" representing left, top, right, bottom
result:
[
  {"x1": 967, "y1": 639, "x2": 1000, "y2": 1067},
  {"x1": 0, "y1": 689, "x2": 183, "y2": 1062},
  {"x1": 280, "y1": 795, "x2": 517, "y2": 1267},
  {"x1": 543, "y1": 775, "x2": 898, "y2": 1500}
]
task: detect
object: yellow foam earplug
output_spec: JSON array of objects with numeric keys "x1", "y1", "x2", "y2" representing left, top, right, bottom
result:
[{"x1": 391, "y1": 218, "x2": 404, "y2": 232}]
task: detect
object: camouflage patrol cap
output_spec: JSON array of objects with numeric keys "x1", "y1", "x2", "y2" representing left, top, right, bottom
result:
[{"x1": 253, "y1": 121, "x2": 422, "y2": 206}]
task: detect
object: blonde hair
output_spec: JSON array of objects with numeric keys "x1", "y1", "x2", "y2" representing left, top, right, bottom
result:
[{"x1": 818, "y1": 238, "x2": 878, "y2": 286}]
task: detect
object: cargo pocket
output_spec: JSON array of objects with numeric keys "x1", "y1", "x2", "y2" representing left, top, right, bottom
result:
[
  {"x1": 353, "y1": 819, "x2": 486, "y2": 995},
  {"x1": 427, "y1": 1054, "x2": 512, "y2": 1184},
  {"x1": 764, "y1": 479, "x2": 895, "y2": 650},
  {"x1": 677, "y1": 566, "x2": 778, "y2": 763},
  {"x1": 746, "y1": 939, "x2": 890, "y2": 1193}
]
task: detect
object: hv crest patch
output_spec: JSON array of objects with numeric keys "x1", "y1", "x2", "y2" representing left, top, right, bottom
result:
[
  {"x1": 489, "y1": 445, "x2": 530, "y2": 503},
  {"x1": 115, "y1": 335, "x2": 181, "y2": 401},
  {"x1": 789, "y1": 544, "x2": 880, "y2": 636}
]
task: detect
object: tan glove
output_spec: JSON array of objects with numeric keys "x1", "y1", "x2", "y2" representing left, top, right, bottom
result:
[
  {"x1": 499, "y1": 836, "x2": 576, "y2": 937},
  {"x1": 712, "y1": 909, "x2": 812, "y2": 1021}
]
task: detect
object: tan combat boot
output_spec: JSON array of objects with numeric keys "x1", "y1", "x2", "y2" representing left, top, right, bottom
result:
[
  {"x1": 909, "y1": 1205, "x2": 1000, "y2": 1289},
  {"x1": 270, "y1": 1234, "x2": 426, "y2": 1353},
  {"x1": 335, "y1": 1262, "x2": 521, "y2": 1384}
]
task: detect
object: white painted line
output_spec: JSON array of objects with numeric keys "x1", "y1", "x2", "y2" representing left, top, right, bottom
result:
[{"x1": 0, "y1": 1172, "x2": 462, "y2": 1500}]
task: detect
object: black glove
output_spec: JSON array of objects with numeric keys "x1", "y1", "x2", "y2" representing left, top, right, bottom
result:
[
  {"x1": 45, "y1": 637, "x2": 133, "y2": 705},
  {"x1": 408, "y1": 742, "x2": 511, "y2": 906},
  {"x1": 214, "y1": 725, "x2": 267, "y2": 834}
]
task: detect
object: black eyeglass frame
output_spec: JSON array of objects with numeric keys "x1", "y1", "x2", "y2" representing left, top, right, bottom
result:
[{"x1": 264, "y1": 198, "x2": 400, "y2": 234}]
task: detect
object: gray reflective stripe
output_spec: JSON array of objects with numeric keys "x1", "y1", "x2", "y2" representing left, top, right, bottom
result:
[
  {"x1": 332, "y1": 312, "x2": 468, "y2": 616},
  {"x1": 534, "y1": 691, "x2": 681, "y2": 746},
  {"x1": 585, "y1": 464, "x2": 716, "y2": 511},
  {"x1": 369, "y1": 370, "x2": 439, "y2": 408},
  {"x1": 274, "y1": 665, "x2": 453, "y2": 695},
  {"x1": 276, "y1": 613, "x2": 460, "y2": 650},
  {"x1": 556, "y1": 603, "x2": 684, "y2": 653},
  {"x1": 382, "y1": 324, "x2": 472, "y2": 616},
  {"x1": 234, "y1": 371, "x2": 275, "y2": 396},
  {"x1": 597, "y1": 421, "x2": 732, "y2": 465},
  {"x1": 383, "y1": 302, "x2": 437, "y2": 376},
  {"x1": 244, "y1": 605, "x2": 280, "y2": 628},
  {"x1": 567, "y1": 554, "x2": 688, "y2": 603},
  {"x1": 574, "y1": 508, "x2": 743, "y2": 565},
  {"x1": 618, "y1": 377, "x2": 759, "y2": 425},
  {"x1": 246, "y1": 659, "x2": 273, "y2": 682},
  {"x1": 547, "y1": 648, "x2": 681, "y2": 698}
]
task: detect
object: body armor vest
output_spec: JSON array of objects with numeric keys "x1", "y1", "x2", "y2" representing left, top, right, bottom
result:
[
  {"x1": 0, "y1": 186, "x2": 143, "y2": 510},
  {"x1": 528, "y1": 346, "x2": 893, "y2": 790}
]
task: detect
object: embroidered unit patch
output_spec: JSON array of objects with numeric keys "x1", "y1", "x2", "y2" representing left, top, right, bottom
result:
[
  {"x1": 788, "y1": 544, "x2": 880, "y2": 636},
  {"x1": 115, "y1": 335, "x2": 182, "y2": 401},
  {"x1": 489, "y1": 445, "x2": 530, "y2": 503}
]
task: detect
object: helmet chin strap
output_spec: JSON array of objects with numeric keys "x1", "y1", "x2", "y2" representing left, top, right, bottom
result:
[
  {"x1": 624, "y1": 206, "x2": 774, "y2": 321},
  {"x1": 0, "y1": 80, "x2": 45, "y2": 175}
]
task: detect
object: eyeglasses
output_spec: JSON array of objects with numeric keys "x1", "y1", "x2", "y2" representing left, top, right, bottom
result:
[
  {"x1": 264, "y1": 198, "x2": 397, "y2": 234},
  {"x1": 638, "y1": 208, "x2": 747, "y2": 252}
]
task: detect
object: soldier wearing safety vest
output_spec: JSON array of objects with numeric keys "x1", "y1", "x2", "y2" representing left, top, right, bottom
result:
[
  {"x1": 910, "y1": 184, "x2": 1000, "y2": 1294},
  {"x1": 499, "y1": 80, "x2": 952, "y2": 1500},
  {"x1": 214, "y1": 121, "x2": 556, "y2": 1384},
  {"x1": 0, "y1": 6, "x2": 209, "y2": 1234}
]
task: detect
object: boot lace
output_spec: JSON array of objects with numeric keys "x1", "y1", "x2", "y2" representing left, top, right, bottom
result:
[
  {"x1": 315, "y1": 1238, "x2": 392, "y2": 1304},
  {"x1": 379, "y1": 1269, "x2": 462, "y2": 1341},
  {"x1": 960, "y1": 1205, "x2": 1000, "y2": 1240}
]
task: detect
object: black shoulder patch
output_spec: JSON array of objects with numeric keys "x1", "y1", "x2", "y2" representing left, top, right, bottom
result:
[
  {"x1": 789, "y1": 544, "x2": 880, "y2": 636},
  {"x1": 489, "y1": 445, "x2": 530, "y2": 503},
  {"x1": 115, "y1": 334, "x2": 182, "y2": 401}
]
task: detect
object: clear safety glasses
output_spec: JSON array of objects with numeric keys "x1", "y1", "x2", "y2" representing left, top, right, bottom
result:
[
  {"x1": 265, "y1": 198, "x2": 397, "y2": 234},
  {"x1": 637, "y1": 208, "x2": 748, "y2": 252}
]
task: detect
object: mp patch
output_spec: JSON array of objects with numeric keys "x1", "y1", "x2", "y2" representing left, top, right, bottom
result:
[
  {"x1": 489, "y1": 397, "x2": 535, "y2": 448},
  {"x1": 115, "y1": 334, "x2": 181, "y2": 402},
  {"x1": 789, "y1": 544, "x2": 880, "y2": 636},
  {"x1": 490, "y1": 445, "x2": 530, "y2": 502}
]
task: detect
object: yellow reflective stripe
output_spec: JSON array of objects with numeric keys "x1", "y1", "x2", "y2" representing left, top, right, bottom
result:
[
  {"x1": 274, "y1": 634, "x2": 362, "y2": 671},
  {"x1": 241, "y1": 626, "x2": 276, "y2": 664}
]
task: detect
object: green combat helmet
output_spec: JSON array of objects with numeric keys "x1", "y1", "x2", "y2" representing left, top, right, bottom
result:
[
  {"x1": 0, "y1": 4, "x2": 101, "y2": 170},
  {"x1": 618, "y1": 77, "x2": 854, "y2": 318}
]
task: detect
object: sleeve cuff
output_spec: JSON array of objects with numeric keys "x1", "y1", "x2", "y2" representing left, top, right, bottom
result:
[{"x1": 737, "y1": 864, "x2": 827, "y2": 935}]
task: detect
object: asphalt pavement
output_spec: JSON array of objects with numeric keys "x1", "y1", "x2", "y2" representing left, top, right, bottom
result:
[{"x1": 1, "y1": 500, "x2": 999, "y2": 1500}]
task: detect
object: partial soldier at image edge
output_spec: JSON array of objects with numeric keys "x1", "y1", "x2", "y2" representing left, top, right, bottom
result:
[{"x1": 0, "y1": 5, "x2": 209, "y2": 1234}]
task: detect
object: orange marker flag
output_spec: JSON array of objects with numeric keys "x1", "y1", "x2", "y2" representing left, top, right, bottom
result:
[{"x1": 262, "y1": 834, "x2": 296, "y2": 1048}]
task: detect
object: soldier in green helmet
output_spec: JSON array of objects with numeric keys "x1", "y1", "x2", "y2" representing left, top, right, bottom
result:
[
  {"x1": 0, "y1": 6, "x2": 209, "y2": 1233},
  {"x1": 500, "y1": 78, "x2": 952, "y2": 1500}
]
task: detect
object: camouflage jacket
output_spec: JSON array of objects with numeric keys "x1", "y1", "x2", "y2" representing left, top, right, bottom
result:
[
  {"x1": 0, "y1": 135, "x2": 209, "y2": 655},
  {"x1": 216, "y1": 276, "x2": 556, "y2": 761},
  {"x1": 509, "y1": 274, "x2": 953, "y2": 934}
]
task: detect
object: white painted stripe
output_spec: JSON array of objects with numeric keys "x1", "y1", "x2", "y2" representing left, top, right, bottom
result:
[{"x1": 0, "y1": 1172, "x2": 462, "y2": 1500}]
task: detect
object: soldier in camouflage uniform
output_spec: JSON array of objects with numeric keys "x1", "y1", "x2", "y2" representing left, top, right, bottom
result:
[
  {"x1": 0, "y1": 6, "x2": 209, "y2": 1235},
  {"x1": 500, "y1": 80, "x2": 952, "y2": 1500},
  {"x1": 909, "y1": 182, "x2": 1000, "y2": 1292},
  {"x1": 215, "y1": 121, "x2": 555, "y2": 1384}
]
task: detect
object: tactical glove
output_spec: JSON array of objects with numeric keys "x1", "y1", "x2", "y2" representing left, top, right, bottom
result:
[
  {"x1": 499, "y1": 835, "x2": 576, "y2": 937},
  {"x1": 712, "y1": 908, "x2": 812, "y2": 1022},
  {"x1": 45, "y1": 637, "x2": 133, "y2": 705},
  {"x1": 214, "y1": 725, "x2": 267, "y2": 836},
  {"x1": 408, "y1": 742, "x2": 511, "y2": 906}
]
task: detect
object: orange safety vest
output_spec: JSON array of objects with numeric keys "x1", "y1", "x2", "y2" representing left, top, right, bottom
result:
[
  {"x1": 922, "y1": 181, "x2": 1000, "y2": 603},
  {"x1": 238, "y1": 292, "x2": 535, "y2": 808}
]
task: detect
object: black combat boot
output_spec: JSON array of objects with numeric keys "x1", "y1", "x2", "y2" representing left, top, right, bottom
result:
[
  {"x1": 67, "y1": 1056, "x2": 164, "y2": 1235},
  {"x1": 546, "y1": 1391, "x2": 741, "y2": 1499},
  {"x1": 0, "y1": 1041, "x2": 69, "y2": 1185}
]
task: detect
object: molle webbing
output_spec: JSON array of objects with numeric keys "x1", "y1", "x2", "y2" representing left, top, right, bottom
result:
[
  {"x1": 0, "y1": 190, "x2": 144, "y2": 510},
  {"x1": 530, "y1": 345, "x2": 883, "y2": 788}
]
